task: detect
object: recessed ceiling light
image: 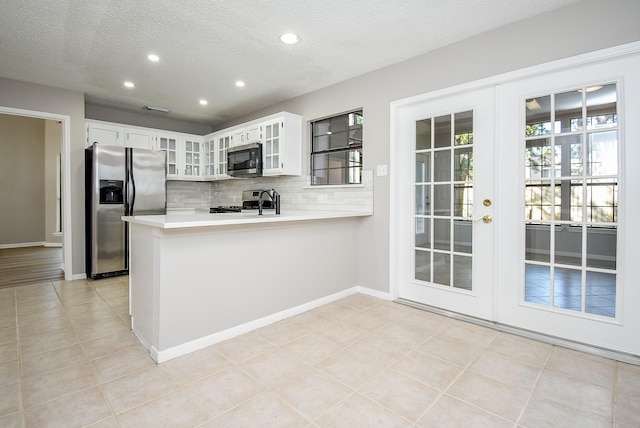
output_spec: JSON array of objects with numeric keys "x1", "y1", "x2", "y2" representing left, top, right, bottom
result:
[
  {"x1": 124, "y1": 81, "x2": 135, "y2": 88},
  {"x1": 147, "y1": 54, "x2": 160, "y2": 62},
  {"x1": 235, "y1": 81, "x2": 245, "y2": 87},
  {"x1": 280, "y1": 33, "x2": 299, "y2": 45},
  {"x1": 199, "y1": 99, "x2": 208, "y2": 105}
]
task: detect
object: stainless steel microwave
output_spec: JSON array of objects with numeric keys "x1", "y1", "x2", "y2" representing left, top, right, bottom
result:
[{"x1": 227, "y1": 142, "x2": 263, "y2": 177}]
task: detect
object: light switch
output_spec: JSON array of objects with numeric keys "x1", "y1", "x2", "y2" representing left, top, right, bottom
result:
[{"x1": 376, "y1": 164, "x2": 388, "y2": 176}]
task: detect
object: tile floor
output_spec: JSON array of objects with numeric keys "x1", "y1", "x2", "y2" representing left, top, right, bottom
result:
[{"x1": 0, "y1": 276, "x2": 638, "y2": 427}]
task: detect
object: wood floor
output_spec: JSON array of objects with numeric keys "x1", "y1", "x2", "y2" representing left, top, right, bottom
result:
[{"x1": 0, "y1": 246, "x2": 64, "y2": 289}]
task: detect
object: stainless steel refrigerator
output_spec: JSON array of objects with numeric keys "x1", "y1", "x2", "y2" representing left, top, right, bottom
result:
[{"x1": 85, "y1": 143, "x2": 166, "y2": 279}]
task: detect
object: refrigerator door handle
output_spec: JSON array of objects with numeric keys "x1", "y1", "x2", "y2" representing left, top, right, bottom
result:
[{"x1": 125, "y1": 148, "x2": 137, "y2": 215}]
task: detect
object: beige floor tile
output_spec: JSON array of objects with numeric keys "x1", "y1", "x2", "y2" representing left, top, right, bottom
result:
[
  {"x1": 282, "y1": 332, "x2": 344, "y2": 365},
  {"x1": 0, "y1": 360, "x2": 19, "y2": 387},
  {"x1": 286, "y1": 310, "x2": 333, "y2": 332},
  {"x1": 19, "y1": 327, "x2": 77, "y2": 356},
  {"x1": 519, "y1": 396, "x2": 611, "y2": 428},
  {"x1": 17, "y1": 316, "x2": 72, "y2": 339},
  {"x1": 347, "y1": 332, "x2": 413, "y2": 366},
  {"x1": 343, "y1": 308, "x2": 390, "y2": 330},
  {"x1": 534, "y1": 370, "x2": 614, "y2": 419},
  {"x1": 418, "y1": 335, "x2": 484, "y2": 367},
  {"x1": 86, "y1": 416, "x2": 120, "y2": 427},
  {"x1": 360, "y1": 370, "x2": 440, "y2": 423},
  {"x1": 63, "y1": 298, "x2": 110, "y2": 314},
  {"x1": 0, "y1": 315, "x2": 16, "y2": 330},
  {"x1": 316, "y1": 348, "x2": 388, "y2": 389},
  {"x1": 469, "y1": 351, "x2": 541, "y2": 390},
  {"x1": 336, "y1": 293, "x2": 380, "y2": 310},
  {"x1": 391, "y1": 350, "x2": 463, "y2": 391},
  {"x1": 0, "y1": 326, "x2": 16, "y2": 346},
  {"x1": 257, "y1": 319, "x2": 309, "y2": 346},
  {"x1": 16, "y1": 298, "x2": 61, "y2": 316},
  {"x1": 163, "y1": 346, "x2": 232, "y2": 385},
  {"x1": 102, "y1": 365, "x2": 180, "y2": 414},
  {"x1": 437, "y1": 321, "x2": 497, "y2": 348},
  {"x1": 0, "y1": 412, "x2": 22, "y2": 428},
  {"x1": 316, "y1": 393, "x2": 412, "y2": 427},
  {"x1": 21, "y1": 343, "x2": 88, "y2": 379},
  {"x1": 311, "y1": 301, "x2": 362, "y2": 321},
  {"x1": 375, "y1": 322, "x2": 431, "y2": 348},
  {"x1": 16, "y1": 306, "x2": 66, "y2": 326},
  {"x1": 546, "y1": 346, "x2": 617, "y2": 389},
  {"x1": 116, "y1": 389, "x2": 209, "y2": 428},
  {"x1": 417, "y1": 394, "x2": 513, "y2": 428},
  {"x1": 615, "y1": 392, "x2": 640, "y2": 428},
  {"x1": 23, "y1": 386, "x2": 111, "y2": 427},
  {"x1": 101, "y1": 293, "x2": 129, "y2": 307},
  {"x1": 66, "y1": 307, "x2": 121, "y2": 327},
  {"x1": 239, "y1": 347, "x2": 309, "y2": 388},
  {"x1": 617, "y1": 363, "x2": 640, "y2": 397},
  {"x1": 81, "y1": 329, "x2": 141, "y2": 359},
  {"x1": 208, "y1": 391, "x2": 310, "y2": 427},
  {"x1": 486, "y1": 332, "x2": 552, "y2": 367},
  {"x1": 0, "y1": 383, "x2": 19, "y2": 417},
  {"x1": 274, "y1": 368, "x2": 353, "y2": 421},
  {"x1": 187, "y1": 366, "x2": 265, "y2": 417},
  {"x1": 318, "y1": 319, "x2": 370, "y2": 346},
  {"x1": 21, "y1": 362, "x2": 99, "y2": 408},
  {"x1": 447, "y1": 371, "x2": 530, "y2": 422},
  {"x1": 0, "y1": 342, "x2": 17, "y2": 363},
  {"x1": 91, "y1": 345, "x2": 156, "y2": 383},
  {"x1": 214, "y1": 331, "x2": 275, "y2": 363},
  {"x1": 74, "y1": 316, "x2": 129, "y2": 343}
]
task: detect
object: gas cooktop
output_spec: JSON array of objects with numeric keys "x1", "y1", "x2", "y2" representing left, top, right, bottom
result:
[{"x1": 209, "y1": 206, "x2": 242, "y2": 213}]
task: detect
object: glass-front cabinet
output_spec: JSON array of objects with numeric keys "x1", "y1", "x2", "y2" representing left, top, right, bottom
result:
[
  {"x1": 263, "y1": 121, "x2": 281, "y2": 173},
  {"x1": 158, "y1": 135, "x2": 179, "y2": 178},
  {"x1": 182, "y1": 139, "x2": 201, "y2": 179},
  {"x1": 203, "y1": 137, "x2": 216, "y2": 177}
]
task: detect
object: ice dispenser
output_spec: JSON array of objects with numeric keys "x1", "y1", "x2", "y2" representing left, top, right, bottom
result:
[{"x1": 99, "y1": 180, "x2": 124, "y2": 204}]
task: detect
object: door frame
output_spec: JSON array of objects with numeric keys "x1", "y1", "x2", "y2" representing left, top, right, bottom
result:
[
  {"x1": 0, "y1": 106, "x2": 73, "y2": 280},
  {"x1": 389, "y1": 41, "x2": 640, "y2": 361}
]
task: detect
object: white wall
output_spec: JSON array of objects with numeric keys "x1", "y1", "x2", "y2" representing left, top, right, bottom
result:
[
  {"x1": 212, "y1": 0, "x2": 640, "y2": 293},
  {"x1": 44, "y1": 120, "x2": 62, "y2": 246}
]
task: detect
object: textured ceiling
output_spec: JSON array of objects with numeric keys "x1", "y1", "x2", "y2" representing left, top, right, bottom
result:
[{"x1": 0, "y1": 0, "x2": 579, "y2": 127}]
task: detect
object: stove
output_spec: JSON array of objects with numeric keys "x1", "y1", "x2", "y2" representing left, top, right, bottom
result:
[{"x1": 209, "y1": 206, "x2": 242, "y2": 213}]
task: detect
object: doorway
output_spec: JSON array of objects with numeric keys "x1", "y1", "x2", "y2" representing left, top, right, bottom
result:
[
  {"x1": 390, "y1": 45, "x2": 640, "y2": 358},
  {"x1": 0, "y1": 107, "x2": 72, "y2": 280}
]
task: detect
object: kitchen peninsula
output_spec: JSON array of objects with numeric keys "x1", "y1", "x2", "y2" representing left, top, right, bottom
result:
[{"x1": 123, "y1": 209, "x2": 372, "y2": 363}]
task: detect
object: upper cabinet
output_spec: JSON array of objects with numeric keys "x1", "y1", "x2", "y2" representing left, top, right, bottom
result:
[{"x1": 86, "y1": 111, "x2": 302, "y2": 181}]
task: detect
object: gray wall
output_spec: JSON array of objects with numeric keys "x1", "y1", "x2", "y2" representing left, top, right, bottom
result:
[
  {"x1": 213, "y1": 0, "x2": 640, "y2": 293},
  {"x1": 0, "y1": 77, "x2": 85, "y2": 275},
  {"x1": 0, "y1": 115, "x2": 45, "y2": 245},
  {"x1": 85, "y1": 103, "x2": 213, "y2": 135}
]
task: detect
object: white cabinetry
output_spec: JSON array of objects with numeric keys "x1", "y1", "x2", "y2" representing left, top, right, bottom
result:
[
  {"x1": 86, "y1": 122, "x2": 122, "y2": 147},
  {"x1": 157, "y1": 133, "x2": 203, "y2": 180},
  {"x1": 157, "y1": 135, "x2": 179, "y2": 179},
  {"x1": 125, "y1": 129, "x2": 154, "y2": 149},
  {"x1": 232, "y1": 125, "x2": 261, "y2": 146},
  {"x1": 261, "y1": 112, "x2": 302, "y2": 176},
  {"x1": 182, "y1": 138, "x2": 202, "y2": 179}
]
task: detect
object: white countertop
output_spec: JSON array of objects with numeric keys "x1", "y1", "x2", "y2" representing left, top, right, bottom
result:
[{"x1": 122, "y1": 209, "x2": 371, "y2": 229}]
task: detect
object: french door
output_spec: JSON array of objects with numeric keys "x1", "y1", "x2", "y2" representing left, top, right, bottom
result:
[
  {"x1": 392, "y1": 47, "x2": 640, "y2": 356},
  {"x1": 393, "y1": 86, "x2": 497, "y2": 320}
]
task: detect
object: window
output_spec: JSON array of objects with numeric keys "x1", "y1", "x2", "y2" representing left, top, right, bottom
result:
[{"x1": 310, "y1": 110, "x2": 363, "y2": 185}]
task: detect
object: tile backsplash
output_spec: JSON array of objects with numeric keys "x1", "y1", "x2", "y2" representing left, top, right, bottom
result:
[{"x1": 167, "y1": 170, "x2": 373, "y2": 213}]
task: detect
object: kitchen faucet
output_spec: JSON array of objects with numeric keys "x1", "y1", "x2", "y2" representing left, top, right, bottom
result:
[{"x1": 258, "y1": 189, "x2": 281, "y2": 215}]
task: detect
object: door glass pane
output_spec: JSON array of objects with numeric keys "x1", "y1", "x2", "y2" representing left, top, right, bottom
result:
[
  {"x1": 415, "y1": 185, "x2": 431, "y2": 215},
  {"x1": 433, "y1": 253, "x2": 451, "y2": 286},
  {"x1": 453, "y1": 184, "x2": 473, "y2": 218},
  {"x1": 433, "y1": 150, "x2": 451, "y2": 182},
  {"x1": 415, "y1": 250, "x2": 431, "y2": 282},
  {"x1": 415, "y1": 218, "x2": 430, "y2": 248},
  {"x1": 416, "y1": 119, "x2": 432, "y2": 150},
  {"x1": 433, "y1": 218, "x2": 450, "y2": 251},
  {"x1": 453, "y1": 220, "x2": 472, "y2": 253},
  {"x1": 523, "y1": 83, "x2": 618, "y2": 318},
  {"x1": 453, "y1": 255, "x2": 472, "y2": 290},
  {"x1": 526, "y1": 224, "x2": 550, "y2": 262},
  {"x1": 454, "y1": 147, "x2": 473, "y2": 181},
  {"x1": 416, "y1": 153, "x2": 430, "y2": 183},
  {"x1": 434, "y1": 115, "x2": 451, "y2": 148},
  {"x1": 454, "y1": 111, "x2": 473, "y2": 145},
  {"x1": 433, "y1": 184, "x2": 450, "y2": 216}
]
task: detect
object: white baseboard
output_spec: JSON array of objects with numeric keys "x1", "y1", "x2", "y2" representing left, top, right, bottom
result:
[
  {"x1": 153, "y1": 287, "x2": 360, "y2": 363},
  {"x1": 356, "y1": 285, "x2": 392, "y2": 301},
  {"x1": 0, "y1": 241, "x2": 45, "y2": 249},
  {"x1": 44, "y1": 242, "x2": 63, "y2": 248}
]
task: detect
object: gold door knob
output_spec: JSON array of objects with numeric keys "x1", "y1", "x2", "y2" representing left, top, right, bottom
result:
[
  {"x1": 483, "y1": 199, "x2": 492, "y2": 207},
  {"x1": 482, "y1": 215, "x2": 492, "y2": 224}
]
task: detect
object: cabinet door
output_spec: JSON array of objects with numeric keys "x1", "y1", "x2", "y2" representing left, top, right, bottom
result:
[
  {"x1": 263, "y1": 121, "x2": 281, "y2": 173},
  {"x1": 217, "y1": 134, "x2": 232, "y2": 177},
  {"x1": 203, "y1": 138, "x2": 216, "y2": 177},
  {"x1": 183, "y1": 139, "x2": 201, "y2": 178},
  {"x1": 158, "y1": 136, "x2": 179, "y2": 178},
  {"x1": 125, "y1": 130, "x2": 154, "y2": 149},
  {"x1": 87, "y1": 123, "x2": 122, "y2": 147},
  {"x1": 246, "y1": 125, "x2": 262, "y2": 143}
]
